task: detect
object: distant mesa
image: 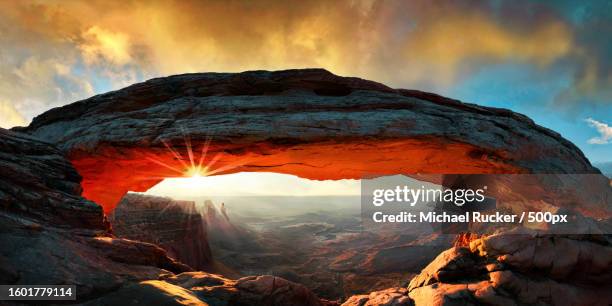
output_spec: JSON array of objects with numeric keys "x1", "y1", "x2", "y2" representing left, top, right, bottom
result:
[{"x1": 110, "y1": 193, "x2": 213, "y2": 270}]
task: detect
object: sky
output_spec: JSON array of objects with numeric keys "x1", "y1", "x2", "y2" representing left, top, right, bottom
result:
[
  {"x1": 144, "y1": 172, "x2": 361, "y2": 197},
  {"x1": 0, "y1": 0, "x2": 610, "y2": 168}
]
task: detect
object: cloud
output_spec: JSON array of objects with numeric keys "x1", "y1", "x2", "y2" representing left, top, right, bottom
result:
[
  {"x1": 586, "y1": 118, "x2": 612, "y2": 144},
  {"x1": 389, "y1": 7, "x2": 572, "y2": 87},
  {"x1": 552, "y1": 1, "x2": 612, "y2": 110},
  {"x1": 0, "y1": 0, "x2": 609, "y2": 128},
  {"x1": 0, "y1": 54, "x2": 95, "y2": 122},
  {"x1": 0, "y1": 2, "x2": 97, "y2": 127},
  {"x1": 80, "y1": 26, "x2": 133, "y2": 66},
  {"x1": 0, "y1": 100, "x2": 26, "y2": 128}
]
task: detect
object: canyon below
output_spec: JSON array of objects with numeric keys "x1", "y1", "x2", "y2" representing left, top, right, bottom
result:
[
  {"x1": 110, "y1": 193, "x2": 450, "y2": 301},
  {"x1": 1, "y1": 69, "x2": 611, "y2": 305}
]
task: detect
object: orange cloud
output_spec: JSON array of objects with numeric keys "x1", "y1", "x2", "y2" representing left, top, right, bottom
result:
[
  {"x1": 0, "y1": 1, "x2": 576, "y2": 80},
  {"x1": 398, "y1": 13, "x2": 572, "y2": 85},
  {"x1": 0, "y1": 0, "x2": 607, "y2": 128},
  {"x1": 80, "y1": 26, "x2": 132, "y2": 66}
]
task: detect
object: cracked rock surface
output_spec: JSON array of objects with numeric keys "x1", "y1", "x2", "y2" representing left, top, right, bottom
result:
[{"x1": 342, "y1": 229, "x2": 612, "y2": 306}]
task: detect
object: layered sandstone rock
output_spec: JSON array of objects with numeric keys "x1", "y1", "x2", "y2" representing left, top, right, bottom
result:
[
  {"x1": 0, "y1": 128, "x2": 329, "y2": 305},
  {"x1": 0, "y1": 128, "x2": 190, "y2": 299},
  {"x1": 0, "y1": 128, "x2": 102, "y2": 230},
  {"x1": 342, "y1": 229, "x2": 612, "y2": 305},
  {"x1": 110, "y1": 193, "x2": 213, "y2": 270},
  {"x1": 15, "y1": 69, "x2": 607, "y2": 214}
]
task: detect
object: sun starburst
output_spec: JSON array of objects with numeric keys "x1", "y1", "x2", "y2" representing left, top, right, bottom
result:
[{"x1": 142, "y1": 127, "x2": 247, "y2": 181}]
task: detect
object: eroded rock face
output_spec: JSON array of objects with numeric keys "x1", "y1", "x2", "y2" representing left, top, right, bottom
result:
[
  {"x1": 342, "y1": 229, "x2": 612, "y2": 306},
  {"x1": 0, "y1": 128, "x2": 192, "y2": 299},
  {"x1": 109, "y1": 193, "x2": 213, "y2": 270},
  {"x1": 15, "y1": 69, "x2": 604, "y2": 213},
  {"x1": 0, "y1": 127, "x2": 334, "y2": 305},
  {"x1": 0, "y1": 128, "x2": 102, "y2": 230}
]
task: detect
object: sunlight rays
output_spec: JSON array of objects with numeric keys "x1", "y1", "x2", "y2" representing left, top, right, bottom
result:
[
  {"x1": 142, "y1": 127, "x2": 247, "y2": 181},
  {"x1": 161, "y1": 139, "x2": 189, "y2": 170},
  {"x1": 197, "y1": 136, "x2": 212, "y2": 172}
]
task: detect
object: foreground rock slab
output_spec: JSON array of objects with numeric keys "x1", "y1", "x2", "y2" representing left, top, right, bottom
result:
[
  {"x1": 84, "y1": 273, "x2": 336, "y2": 306},
  {"x1": 342, "y1": 229, "x2": 612, "y2": 306}
]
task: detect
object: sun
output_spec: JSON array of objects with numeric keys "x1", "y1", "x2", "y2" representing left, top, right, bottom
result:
[
  {"x1": 144, "y1": 130, "x2": 250, "y2": 182},
  {"x1": 184, "y1": 166, "x2": 208, "y2": 178}
]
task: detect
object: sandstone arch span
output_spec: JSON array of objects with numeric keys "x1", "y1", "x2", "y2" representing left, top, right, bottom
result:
[{"x1": 17, "y1": 69, "x2": 606, "y2": 214}]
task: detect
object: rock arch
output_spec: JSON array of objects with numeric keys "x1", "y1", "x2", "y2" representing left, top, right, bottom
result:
[{"x1": 17, "y1": 69, "x2": 605, "y2": 214}]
